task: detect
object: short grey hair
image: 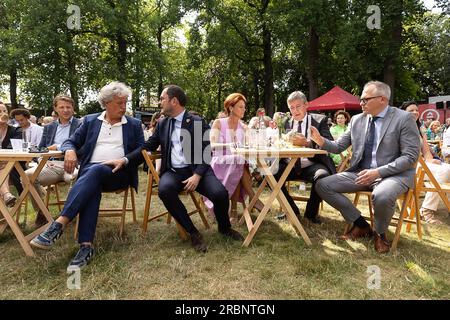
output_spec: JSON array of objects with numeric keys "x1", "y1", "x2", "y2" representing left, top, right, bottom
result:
[
  {"x1": 363, "y1": 81, "x2": 391, "y2": 101},
  {"x1": 287, "y1": 91, "x2": 308, "y2": 104},
  {"x1": 98, "y1": 81, "x2": 132, "y2": 109}
]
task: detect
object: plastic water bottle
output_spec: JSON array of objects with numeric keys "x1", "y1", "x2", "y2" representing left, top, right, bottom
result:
[
  {"x1": 22, "y1": 130, "x2": 29, "y2": 152},
  {"x1": 258, "y1": 112, "x2": 267, "y2": 148}
]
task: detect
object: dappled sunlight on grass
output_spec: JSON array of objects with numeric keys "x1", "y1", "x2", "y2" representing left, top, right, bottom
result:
[
  {"x1": 1, "y1": 170, "x2": 450, "y2": 299},
  {"x1": 321, "y1": 239, "x2": 354, "y2": 255},
  {"x1": 405, "y1": 262, "x2": 436, "y2": 288}
]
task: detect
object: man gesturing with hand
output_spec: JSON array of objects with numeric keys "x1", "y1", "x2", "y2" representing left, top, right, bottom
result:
[{"x1": 311, "y1": 81, "x2": 420, "y2": 253}]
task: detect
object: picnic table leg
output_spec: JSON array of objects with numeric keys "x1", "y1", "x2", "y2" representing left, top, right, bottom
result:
[
  {"x1": 242, "y1": 157, "x2": 299, "y2": 247},
  {"x1": 0, "y1": 199, "x2": 35, "y2": 256},
  {"x1": 261, "y1": 158, "x2": 312, "y2": 246}
]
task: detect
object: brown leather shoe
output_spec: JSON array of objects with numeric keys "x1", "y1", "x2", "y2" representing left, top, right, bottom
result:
[
  {"x1": 33, "y1": 211, "x2": 48, "y2": 229},
  {"x1": 374, "y1": 233, "x2": 391, "y2": 253},
  {"x1": 339, "y1": 225, "x2": 374, "y2": 241},
  {"x1": 190, "y1": 231, "x2": 207, "y2": 253}
]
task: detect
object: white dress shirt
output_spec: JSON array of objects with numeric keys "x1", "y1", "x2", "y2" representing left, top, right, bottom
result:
[
  {"x1": 90, "y1": 112, "x2": 127, "y2": 163},
  {"x1": 24, "y1": 122, "x2": 44, "y2": 147},
  {"x1": 171, "y1": 110, "x2": 189, "y2": 168},
  {"x1": 292, "y1": 114, "x2": 313, "y2": 168}
]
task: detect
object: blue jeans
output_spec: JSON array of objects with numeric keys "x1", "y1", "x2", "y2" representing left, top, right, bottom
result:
[{"x1": 60, "y1": 163, "x2": 131, "y2": 243}]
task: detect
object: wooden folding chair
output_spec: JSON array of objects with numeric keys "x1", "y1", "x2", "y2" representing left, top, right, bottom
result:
[
  {"x1": 336, "y1": 148, "x2": 353, "y2": 173},
  {"x1": 45, "y1": 181, "x2": 68, "y2": 211},
  {"x1": 348, "y1": 163, "x2": 422, "y2": 251},
  {"x1": 415, "y1": 156, "x2": 450, "y2": 213},
  {"x1": 74, "y1": 186, "x2": 137, "y2": 238},
  {"x1": 141, "y1": 150, "x2": 209, "y2": 240}
]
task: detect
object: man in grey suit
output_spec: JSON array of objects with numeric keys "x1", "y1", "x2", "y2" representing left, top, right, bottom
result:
[
  {"x1": 25, "y1": 94, "x2": 82, "y2": 227},
  {"x1": 311, "y1": 81, "x2": 420, "y2": 253}
]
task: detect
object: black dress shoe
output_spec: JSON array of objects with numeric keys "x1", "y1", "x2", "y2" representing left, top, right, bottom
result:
[
  {"x1": 305, "y1": 215, "x2": 323, "y2": 225},
  {"x1": 190, "y1": 232, "x2": 207, "y2": 253},
  {"x1": 220, "y1": 228, "x2": 244, "y2": 241}
]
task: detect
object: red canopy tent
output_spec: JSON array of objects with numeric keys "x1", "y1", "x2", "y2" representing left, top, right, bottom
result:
[{"x1": 307, "y1": 86, "x2": 361, "y2": 112}]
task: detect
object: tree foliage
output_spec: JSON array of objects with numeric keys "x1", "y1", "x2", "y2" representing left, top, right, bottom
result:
[{"x1": 0, "y1": 0, "x2": 448, "y2": 119}]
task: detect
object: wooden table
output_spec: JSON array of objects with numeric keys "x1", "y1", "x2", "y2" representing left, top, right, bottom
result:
[
  {"x1": 232, "y1": 147, "x2": 328, "y2": 247},
  {"x1": 0, "y1": 150, "x2": 63, "y2": 256}
]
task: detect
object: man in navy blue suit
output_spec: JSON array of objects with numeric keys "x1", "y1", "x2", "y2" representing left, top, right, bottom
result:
[
  {"x1": 125, "y1": 85, "x2": 243, "y2": 253},
  {"x1": 25, "y1": 94, "x2": 82, "y2": 228},
  {"x1": 30, "y1": 82, "x2": 144, "y2": 269}
]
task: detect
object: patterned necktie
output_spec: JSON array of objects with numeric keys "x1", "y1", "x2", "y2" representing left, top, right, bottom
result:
[
  {"x1": 294, "y1": 121, "x2": 303, "y2": 174},
  {"x1": 359, "y1": 116, "x2": 380, "y2": 170},
  {"x1": 166, "y1": 118, "x2": 176, "y2": 169}
]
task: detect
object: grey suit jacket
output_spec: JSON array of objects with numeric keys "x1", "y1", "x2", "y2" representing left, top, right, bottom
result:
[{"x1": 321, "y1": 106, "x2": 420, "y2": 187}]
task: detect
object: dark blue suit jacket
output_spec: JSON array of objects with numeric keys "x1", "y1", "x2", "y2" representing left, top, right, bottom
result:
[
  {"x1": 38, "y1": 117, "x2": 82, "y2": 148},
  {"x1": 61, "y1": 113, "x2": 145, "y2": 191},
  {"x1": 127, "y1": 110, "x2": 212, "y2": 177}
]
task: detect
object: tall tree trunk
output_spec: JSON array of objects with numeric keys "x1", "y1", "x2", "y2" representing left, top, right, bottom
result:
[
  {"x1": 53, "y1": 47, "x2": 62, "y2": 98},
  {"x1": 262, "y1": 24, "x2": 274, "y2": 117},
  {"x1": 66, "y1": 45, "x2": 79, "y2": 112},
  {"x1": 252, "y1": 68, "x2": 260, "y2": 114},
  {"x1": 157, "y1": 26, "x2": 164, "y2": 97},
  {"x1": 134, "y1": 86, "x2": 140, "y2": 111},
  {"x1": 307, "y1": 26, "x2": 319, "y2": 101},
  {"x1": 217, "y1": 79, "x2": 223, "y2": 116},
  {"x1": 9, "y1": 65, "x2": 18, "y2": 109},
  {"x1": 383, "y1": 1, "x2": 403, "y2": 105},
  {"x1": 146, "y1": 86, "x2": 152, "y2": 108},
  {"x1": 117, "y1": 33, "x2": 127, "y2": 82}
]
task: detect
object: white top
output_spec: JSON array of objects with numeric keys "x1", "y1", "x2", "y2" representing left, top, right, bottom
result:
[
  {"x1": 90, "y1": 112, "x2": 127, "y2": 163},
  {"x1": 292, "y1": 114, "x2": 313, "y2": 168},
  {"x1": 24, "y1": 122, "x2": 44, "y2": 147},
  {"x1": 171, "y1": 110, "x2": 189, "y2": 168},
  {"x1": 441, "y1": 127, "x2": 450, "y2": 157}
]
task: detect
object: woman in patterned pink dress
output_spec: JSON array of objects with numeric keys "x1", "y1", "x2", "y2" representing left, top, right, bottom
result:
[{"x1": 206, "y1": 93, "x2": 264, "y2": 225}]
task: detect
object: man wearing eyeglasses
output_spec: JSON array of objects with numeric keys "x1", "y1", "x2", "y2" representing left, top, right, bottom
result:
[
  {"x1": 275, "y1": 91, "x2": 336, "y2": 225},
  {"x1": 311, "y1": 81, "x2": 420, "y2": 253}
]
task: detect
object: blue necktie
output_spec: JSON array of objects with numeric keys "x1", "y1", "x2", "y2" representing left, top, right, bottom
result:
[{"x1": 359, "y1": 116, "x2": 380, "y2": 170}]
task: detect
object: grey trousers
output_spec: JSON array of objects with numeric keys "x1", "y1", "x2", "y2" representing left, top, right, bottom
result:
[
  {"x1": 25, "y1": 160, "x2": 78, "y2": 212},
  {"x1": 315, "y1": 171, "x2": 409, "y2": 234}
]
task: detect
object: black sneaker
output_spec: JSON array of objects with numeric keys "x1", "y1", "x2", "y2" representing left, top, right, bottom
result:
[
  {"x1": 220, "y1": 228, "x2": 244, "y2": 241},
  {"x1": 30, "y1": 221, "x2": 63, "y2": 250},
  {"x1": 68, "y1": 245, "x2": 95, "y2": 269}
]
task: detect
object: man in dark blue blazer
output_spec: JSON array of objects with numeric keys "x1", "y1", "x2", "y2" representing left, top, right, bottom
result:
[
  {"x1": 31, "y1": 82, "x2": 144, "y2": 269},
  {"x1": 25, "y1": 94, "x2": 82, "y2": 228},
  {"x1": 125, "y1": 85, "x2": 243, "y2": 253}
]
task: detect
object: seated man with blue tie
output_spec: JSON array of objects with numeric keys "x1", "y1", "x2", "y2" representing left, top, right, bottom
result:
[
  {"x1": 275, "y1": 91, "x2": 336, "y2": 224},
  {"x1": 124, "y1": 85, "x2": 244, "y2": 253},
  {"x1": 311, "y1": 81, "x2": 420, "y2": 253},
  {"x1": 30, "y1": 81, "x2": 144, "y2": 268}
]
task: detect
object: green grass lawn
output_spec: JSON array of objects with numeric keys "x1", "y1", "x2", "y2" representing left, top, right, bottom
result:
[{"x1": 1, "y1": 169, "x2": 450, "y2": 300}]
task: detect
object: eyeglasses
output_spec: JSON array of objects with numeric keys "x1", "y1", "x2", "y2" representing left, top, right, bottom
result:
[
  {"x1": 288, "y1": 104, "x2": 306, "y2": 111},
  {"x1": 360, "y1": 96, "x2": 382, "y2": 104}
]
